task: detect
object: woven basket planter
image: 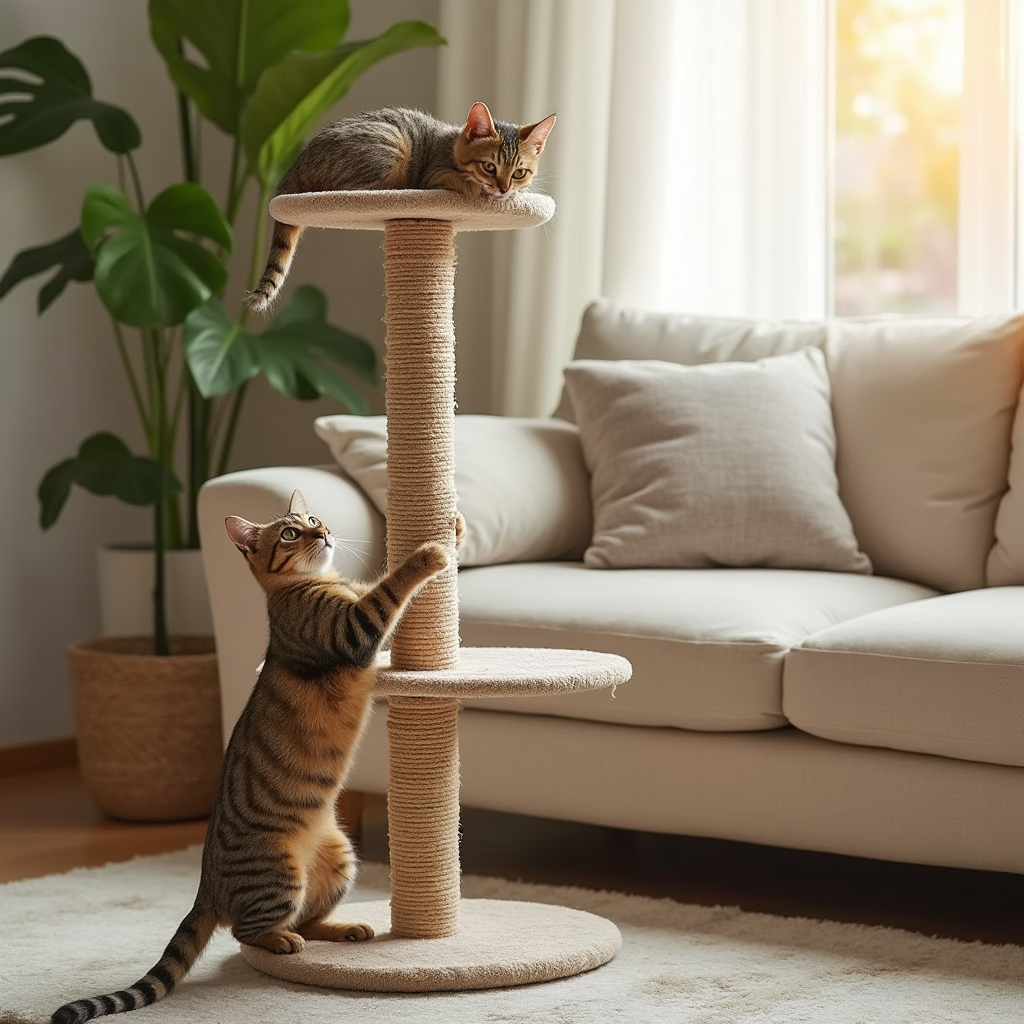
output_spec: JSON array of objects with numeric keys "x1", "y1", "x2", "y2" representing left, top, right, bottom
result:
[{"x1": 67, "y1": 636, "x2": 223, "y2": 821}]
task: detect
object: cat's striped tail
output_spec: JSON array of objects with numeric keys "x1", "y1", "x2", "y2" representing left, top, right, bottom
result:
[
  {"x1": 50, "y1": 904, "x2": 218, "y2": 1023},
  {"x1": 244, "y1": 220, "x2": 303, "y2": 313}
]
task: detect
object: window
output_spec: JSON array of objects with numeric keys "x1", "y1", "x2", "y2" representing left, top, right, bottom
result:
[
  {"x1": 598, "y1": 1, "x2": 1017, "y2": 323},
  {"x1": 831, "y1": 0, "x2": 1017, "y2": 316},
  {"x1": 833, "y1": 0, "x2": 964, "y2": 315}
]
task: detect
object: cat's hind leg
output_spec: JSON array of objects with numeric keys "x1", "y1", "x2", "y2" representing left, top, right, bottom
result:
[
  {"x1": 229, "y1": 860, "x2": 307, "y2": 954},
  {"x1": 296, "y1": 827, "x2": 374, "y2": 943}
]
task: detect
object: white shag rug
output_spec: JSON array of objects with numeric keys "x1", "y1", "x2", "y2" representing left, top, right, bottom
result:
[{"x1": 1, "y1": 846, "x2": 1021, "y2": 1023}]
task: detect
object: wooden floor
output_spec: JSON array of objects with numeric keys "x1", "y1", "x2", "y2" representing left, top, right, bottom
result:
[{"x1": 2, "y1": 765, "x2": 1022, "y2": 946}]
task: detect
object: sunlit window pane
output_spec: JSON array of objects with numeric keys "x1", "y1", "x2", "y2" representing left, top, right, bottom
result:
[{"x1": 833, "y1": 0, "x2": 963, "y2": 315}]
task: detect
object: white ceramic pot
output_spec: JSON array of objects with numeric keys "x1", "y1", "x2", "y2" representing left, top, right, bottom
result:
[{"x1": 97, "y1": 545, "x2": 214, "y2": 637}]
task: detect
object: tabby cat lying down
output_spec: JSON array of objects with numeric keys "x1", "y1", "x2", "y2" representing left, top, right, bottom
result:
[
  {"x1": 246, "y1": 101, "x2": 555, "y2": 311},
  {"x1": 52, "y1": 491, "x2": 458, "y2": 1023}
]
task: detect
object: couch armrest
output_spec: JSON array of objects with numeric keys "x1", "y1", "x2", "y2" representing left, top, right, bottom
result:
[{"x1": 198, "y1": 464, "x2": 386, "y2": 743}]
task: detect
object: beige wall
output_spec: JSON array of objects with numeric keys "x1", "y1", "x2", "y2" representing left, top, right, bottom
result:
[{"x1": 0, "y1": 0, "x2": 444, "y2": 748}]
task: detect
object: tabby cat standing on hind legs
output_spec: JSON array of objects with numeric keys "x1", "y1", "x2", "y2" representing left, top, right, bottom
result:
[
  {"x1": 245, "y1": 100, "x2": 556, "y2": 312},
  {"x1": 51, "y1": 491, "x2": 459, "y2": 1024}
]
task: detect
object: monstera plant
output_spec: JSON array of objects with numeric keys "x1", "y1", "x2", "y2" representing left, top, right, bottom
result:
[{"x1": 0, "y1": 2, "x2": 444, "y2": 654}]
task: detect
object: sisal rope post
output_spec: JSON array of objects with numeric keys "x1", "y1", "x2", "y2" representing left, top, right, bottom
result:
[
  {"x1": 382, "y1": 219, "x2": 460, "y2": 668},
  {"x1": 382, "y1": 219, "x2": 462, "y2": 938},
  {"x1": 385, "y1": 696, "x2": 461, "y2": 937}
]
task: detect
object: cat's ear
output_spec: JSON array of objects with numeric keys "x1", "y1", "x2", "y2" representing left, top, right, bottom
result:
[
  {"x1": 464, "y1": 101, "x2": 496, "y2": 141},
  {"x1": 521, "y1": 113, "x2": 556, "y2": 155},
  {"x1": 289, "y1": 489, "x2": 309, "y2": 516},
  {"x1": 225, "y1": 516, "x2": 259, "y2": 554}
]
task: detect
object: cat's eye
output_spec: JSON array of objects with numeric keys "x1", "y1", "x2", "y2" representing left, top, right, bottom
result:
[
  {"x1": 512, "y1": 169, "x2": 529, "y2": 179},
  {"x1": 308, "y1": 517, "x2": 321, "y2": 527},
  {"x1": 481, "y1": 161, "x2": 497, "y2": 175},
  {"x1": 281, "y1": 527, "x2": 300, "y2": 541}
]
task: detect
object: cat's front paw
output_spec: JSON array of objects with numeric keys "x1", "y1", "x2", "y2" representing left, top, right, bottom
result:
[
  {"x1": 455, "y1": 512, "x2": 466, "y2": 549},
  {"x1": 411, "y1": 542, "x2": 449, "y2": 577}
]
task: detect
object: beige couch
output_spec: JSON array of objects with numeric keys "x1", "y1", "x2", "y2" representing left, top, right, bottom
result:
[{"x1": 198, "y1": 300, "x2": 1024, "y2": 876}]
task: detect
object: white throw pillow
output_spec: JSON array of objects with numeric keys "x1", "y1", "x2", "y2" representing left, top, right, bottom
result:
[
  {"x1": 314, "y1": 415, "x2": 592, "y2": 567},
  {"x1": 563, "y1": 350, "x2": 872, "y2": 573}
]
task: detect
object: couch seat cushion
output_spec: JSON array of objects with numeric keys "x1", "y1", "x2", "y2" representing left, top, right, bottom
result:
[
  {"x1": 784, "y1": 588, "x2": 1024, "y2": 767},
  {"x1": 458, "y1": 563, "x2": 935, "y2": 731}
]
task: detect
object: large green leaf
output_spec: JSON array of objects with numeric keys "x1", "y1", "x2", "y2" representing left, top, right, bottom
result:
[
  {"x1": 241, "y1": 22, "x2": 445, "y2": 189},
  {"x1": 148, "y1": 0, "x2": 350, "y2": 135},
  {"x1": 182, "y1": 298, "x2": 259, "y2": 396},
  {"x1": 0, "y1": 228, "x2": 93, "y2": 313},
  {"x1": 38, "y1": 432, "x2": 182, "y2": 530},
  {"x1": 0, "y1": 36, "x2": 140, "y2": 155},
  {"x1": 81, "y1": 182, "x2": 233, "y2": 327},
  {"x1": 183, "y1": 285, "x2": 376, "y2": 409},
  {"x1": 79, "y1": 183, "x2": 136, "y2": 247},
  {"x1": 269, "y1": 284, "x2": 377, "y2": 381}
]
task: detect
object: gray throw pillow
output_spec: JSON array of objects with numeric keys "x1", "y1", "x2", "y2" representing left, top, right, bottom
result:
[{"x1": 564, "y1": 349, "x2": 871, "y2": 573}]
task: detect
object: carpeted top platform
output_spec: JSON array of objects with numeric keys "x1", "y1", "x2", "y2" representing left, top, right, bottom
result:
[{"x1": 269, "y1": 188, "x2": 556, "y2": 231}]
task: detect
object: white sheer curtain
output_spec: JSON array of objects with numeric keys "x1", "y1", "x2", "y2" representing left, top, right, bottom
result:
[
  {"x1": 603, "y1": 0, "x2": 828, "y2": 319},
  {"x1": 438, "y1": 0, "x2": 616, "y2": 416},
  {"x1": 438, "y1": 0, "x2": 828, "y2": 415}
]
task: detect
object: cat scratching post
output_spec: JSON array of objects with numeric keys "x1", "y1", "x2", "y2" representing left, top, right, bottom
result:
[{"x1": 241, "y1": 190, "x2": 632, "y2": 993}]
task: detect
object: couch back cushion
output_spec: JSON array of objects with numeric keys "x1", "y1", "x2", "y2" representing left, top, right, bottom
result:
[
  {"x1": 988, "y1": 383, "x2": 1024, "y2": 586},
  {"x1": 557, "y1": 300, "x2": 1024, "y2": 592}
]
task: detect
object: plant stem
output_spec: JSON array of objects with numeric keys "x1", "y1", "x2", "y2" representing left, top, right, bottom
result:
[
  {"x1": 125, "y1": 151, "x2": 146, "y2": 212},
  {"x1": 174, "y1": 50, "x2": 198, "y2": 185},
  {"x1": 215, "y1": 381, "x2": 248, "y2": 477},
  {"x1": 152, "y1": 454, "x2": 170, "y2": 657},
  {"x1": 195, "y1": 111, "x2": 203, "y2": 179},
  {"x1": 148, "y1": 325, "x2": 173, "y2": 652},
  {"x1": 168, "y1": 328, "x2": 208, "y2": 551},
  {"x1": 187, "y1": 378, "x2": 209, "y2": 549},
  {"x1": 140, "y1": 328, "x2": 160, "y2": 456},
  {"x1": 148, "y1": 327, "x2": 183, "y2": 552},
  {"x1": 170, "y1": 344, "x2": 191, "y2": 545},
  {"x1": 226, "y1": 139, "x2": 245, "y2": 224},
  {"x1": 178, "y1": 97, "x2": 197, "y2": 183},
  {"x1": 169, "y1": 337, "x2": 190, "y2": 441},
  {"x1": 111, "y1": 317, "x2": 149, "y2": 437}
]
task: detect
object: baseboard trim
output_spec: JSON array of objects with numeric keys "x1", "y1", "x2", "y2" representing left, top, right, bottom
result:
[{"x1": 0, "y1": 737, "x2": 78, "y2": 777}]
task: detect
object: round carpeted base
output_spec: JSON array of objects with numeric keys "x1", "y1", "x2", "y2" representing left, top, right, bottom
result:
[{"x1": 240, "y1": 898, "x2": 622, "y2": 993}]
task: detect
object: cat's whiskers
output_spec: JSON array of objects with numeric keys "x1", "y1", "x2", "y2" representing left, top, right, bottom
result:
[
  {"x1": 528, "y1": 168, "x2": 556, "y2": 192},
  {"x1": 331, "y1": 538, "x2": 375, "y2": 574}
]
